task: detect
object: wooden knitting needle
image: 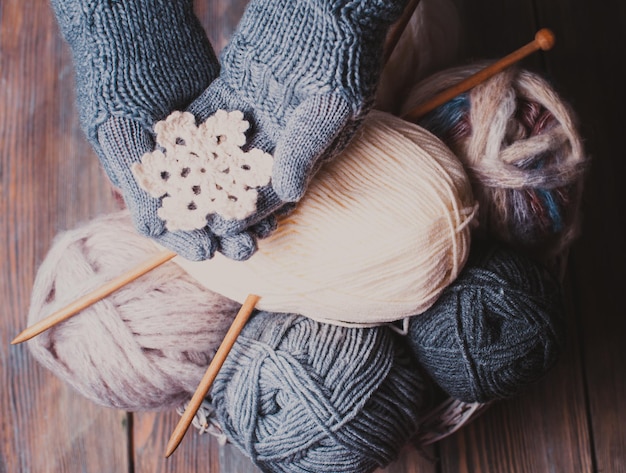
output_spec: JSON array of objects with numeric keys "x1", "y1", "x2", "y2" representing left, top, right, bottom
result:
[
  {"x1": 11, "y1": 249, "x2": 177, "y2": 344},
  {"x1": 383, "y1": 0, "x2": 422, "y2": 64},
  {"x1": 10, "y1": 0, "x2": 426, "y2": 347},
  {"x1": 11, "y1": 28, "x2": 557, "y2": 347},
  {"x1": 165, "y1": 293, "x2": 260, "y2": 457},
  {"x1": 403, "y1": 28, "x2": 555, "y2": 122},
  {"x1": 164, "y1": 27, "x2": 557, "y2": 457}
]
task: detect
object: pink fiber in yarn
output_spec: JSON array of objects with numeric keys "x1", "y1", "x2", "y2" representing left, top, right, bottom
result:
[
  {"x1": 402, "y1": 65, "x2": 589, "y2": 267},
  {"x1": 26, "y1": 211, "x2": 240, "y2": 411}
]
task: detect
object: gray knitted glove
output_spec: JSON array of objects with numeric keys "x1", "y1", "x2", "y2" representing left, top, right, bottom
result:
[
  {"x1": 51, "y1": 0, "x2": 260, "y2": 260},
  {"x1": 135, "y1": 0, "x2": 409, "y2": 240}
]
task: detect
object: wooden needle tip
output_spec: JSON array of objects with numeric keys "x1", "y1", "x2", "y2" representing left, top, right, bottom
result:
[
  {"x1": 164, "y1": 293, "x2": 260, "y2": 458},
  {"x1": 535, "y1": 28, "x2": 555, "y2": 50},
  {"x1": 11, "y1": 331, "x2": 30, "y2": 345},
  {"x1": 164, "y1": 441, "x2": 178, "y2": 458}
]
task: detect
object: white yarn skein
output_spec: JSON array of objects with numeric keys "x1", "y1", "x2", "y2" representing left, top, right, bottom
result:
[{"x1": 172, "y1": 110, "x2": 477, "y2": 326}]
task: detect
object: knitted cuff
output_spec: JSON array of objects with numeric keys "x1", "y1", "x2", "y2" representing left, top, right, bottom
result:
[{"x1": 51, "y1": 0, "x2": 218, "y2": 153}]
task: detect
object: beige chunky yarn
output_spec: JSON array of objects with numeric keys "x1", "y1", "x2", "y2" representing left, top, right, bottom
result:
[
  {"x1": 26, "y1": 212, "x2": 240, "y2": 411},
  {"x1": 173, "y1": 110, "x2": 477, "y2": 326}
]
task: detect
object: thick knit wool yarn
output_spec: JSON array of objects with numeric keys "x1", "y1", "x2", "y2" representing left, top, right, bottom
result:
[
  {"x1": 169, "y1": 0, "x2": 412, "y2": 257},
  {"x1": 26, "y1": 212, "x2": 240, "y2": 411},
  {"x1": 407, "y1": 241, "x2": 566, "y2": 403},
  {"x1": 173, "y1": 110, "x2": 477, "y2": 326},
  {"x1": 212, "y1": 311, "x2": 425, "y2": 473},
  {"x1": 401, "y1": 65, "x2": 588, "y2": 263}
]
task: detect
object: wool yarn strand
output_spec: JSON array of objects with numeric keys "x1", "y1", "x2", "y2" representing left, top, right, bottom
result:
[
  {"x1": 402, "y1": 64, "x2": 588, "y2": 263},
  {"x1": 26, "y1": 212, "x2": 241, "y2": 411},
  {"x1": 173, "y1": 110, "x2": 476, "y2": 326},
  {"x1": 211, "y1": 311, "x2": 426, "y2": 473},
  {"x1": 407, "y1": 241, "x2": 566, "y2": 403}
]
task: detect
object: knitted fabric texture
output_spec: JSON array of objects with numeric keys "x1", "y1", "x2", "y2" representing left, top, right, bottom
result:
[
  {"x1": 212, "y1": 311, "x2": 425, "y2": 473},
  {"x1": 172, "y1": 110, "x2": 477, "y2": 326},
  {"x1": 401, "y1": 65, "x2": 589, "y2": 264},
  {"x1": 182, "y1": 0, "x2": 410, "y2": 242},
  {"x1": 132, "y1": 110, "x2": 274, "y2": 229},
  {"x1": 407, "y1": 241, "x2": 566, "y2": 403},
  {"x1": 50, "y1": 0, "x2": 254, "y2": 261},
  {"x1": 26, "y1": 212, "x2": 240, "y2": 411},
  {"x1": 50, "y1": 0, "x2": 217, "y2": 149}
]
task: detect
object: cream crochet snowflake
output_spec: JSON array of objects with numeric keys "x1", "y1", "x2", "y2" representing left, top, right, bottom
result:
[{"x1": 132, "y1": 110, "x2": 274, "y2": 232}]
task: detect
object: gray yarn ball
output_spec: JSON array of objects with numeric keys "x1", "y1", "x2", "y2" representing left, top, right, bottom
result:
[
  {"x1": 212, "y1": 311, "x2": 425, "y2": 473},
  {"x1": 407, "y1": 242, "x2": 565, "y2": 403}
]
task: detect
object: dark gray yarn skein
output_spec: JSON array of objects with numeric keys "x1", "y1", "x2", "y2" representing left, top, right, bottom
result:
[
  {"x1": 212, "y1": 311, "x2": 425, "y2": 473},
  {"x1": 407, "y1": 241, "x2": 566, "y2": 403}
]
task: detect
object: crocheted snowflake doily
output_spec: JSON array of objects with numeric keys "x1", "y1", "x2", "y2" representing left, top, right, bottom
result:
[{"x1": 132, "y1": 110, "x2": 273, "y2": 231}]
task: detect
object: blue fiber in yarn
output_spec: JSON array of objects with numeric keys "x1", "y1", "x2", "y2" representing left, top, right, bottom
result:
[
  {"x1": 212, "y1": 311, "x2": 425, "y2": 473},
  {"x1": 407, "y1": 241, "x2": 565, "y2": 403},
  {"x1": 419, "y1": 93, "x2": 470, "y2": 139},
  {"x1": 406, "y1": 67, "x2": 588, "y2": 263}
]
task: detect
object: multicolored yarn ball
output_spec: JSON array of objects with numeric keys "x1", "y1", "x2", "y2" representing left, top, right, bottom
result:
[
  {"x1": 174, "y1": 110, "x2": 476, "y2": 326},
  {"x1": 401, "y1": 64, "x2": 589, "y2": 263},
  {"x1": 26, "y1": 211, "x2": 240, "y2": 411},
  {"x1": 212, "y1": 310, "x2": 426, "y2": 473},
  {"x1": 407, "y1": 240, "x2": 566, "y2": 403}
]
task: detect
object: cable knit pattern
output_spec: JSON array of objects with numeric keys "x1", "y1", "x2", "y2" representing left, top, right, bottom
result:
[
  {"x1": 218, "y1": 0, "x2": 405, "y2": 125},
  {"x1": 50, "y1": 0, "x2": 262, "y2": 261},
  {"x1": 186, "y1": 0, "x2": 410, "y2": 242},
  {"x1": 51, "y1": 0, "x2": 218, "y2": 161}
]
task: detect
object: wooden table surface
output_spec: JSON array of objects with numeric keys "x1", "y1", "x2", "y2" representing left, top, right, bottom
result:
[{"x1": 2, "y1": 0, "x2": 624, "y2": 472}]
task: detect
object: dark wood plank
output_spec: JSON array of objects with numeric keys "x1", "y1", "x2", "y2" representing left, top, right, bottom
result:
[
  {"x1": 448, "y1": 0, "x2": 539, "y2": 65},
  {"x1": 7, "y1": 0, "x2": 623, "y2": 471},
  {"x1": 534, "y1": 1, "x2": 626, "y2": 472},
  {"x1": 1, "y1": 0, "x2": 128, "y2": 472},
  {"x1": 378, "y1": 446, "x2": 438, "y2": 473},
  {"x1": 194, "y1": 0, "x2": 248, "y2": 50},
  {"x1": 132, "y1": 411, "x2": 226, "y2": 472}
]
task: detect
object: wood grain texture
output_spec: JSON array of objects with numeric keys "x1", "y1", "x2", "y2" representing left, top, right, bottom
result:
[
  {"x1": 132, "y1": 411, "x2": 224, "y2": 473},
  {"x1": 2, "y1": 0, "x2": 624, "y2": 472},
  {"x1": 1, "y1": 1, "x2": 126, "y2": 472}
]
